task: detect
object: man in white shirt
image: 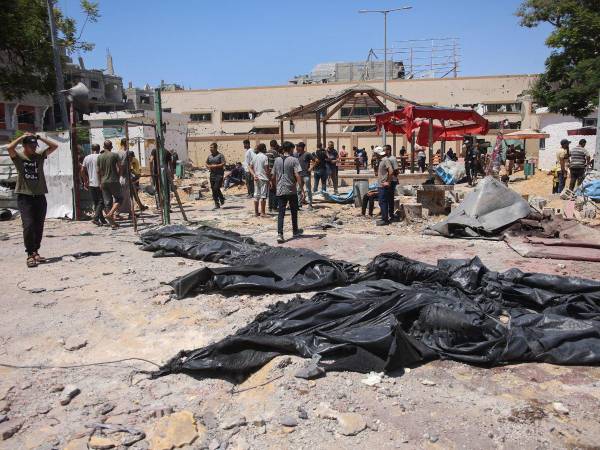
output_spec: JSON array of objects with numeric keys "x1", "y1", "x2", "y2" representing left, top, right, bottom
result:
[
  {"x1": 81, "y1": 144, "x2": 108, "y2": 226},
  {"x1": 249, "y1": 143, "x2": 270, "y2": 217},
  {"x1": 242, "y1": 139, "x2": 255, "y2": 198}
]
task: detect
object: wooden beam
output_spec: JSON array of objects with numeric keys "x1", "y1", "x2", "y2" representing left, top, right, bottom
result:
[{"x1": 316, "y1": 112, "x2": 321, "y2": 147}]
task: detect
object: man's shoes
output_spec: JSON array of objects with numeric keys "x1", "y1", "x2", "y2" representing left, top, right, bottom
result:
[
  {"x1": 26, "y1": 255, "x2": 38, "y2": 268},
  {"x1": 277, "y1": 234, "x2": 285, "y2": 244},
  {"x1": 220, "y1": 198, "x2": 225, "y2": 205},
  {"x1": 212, "y1": 204, "x2": 220, "y2": 210},
  {"x1": 376, "y1": 219, "x2": 390, "y2": 226},
  {"x1": 307, "y1": 205, "x2": 314, "y2": 211},
  {"x1": 32, "y1": 252, "x2": 46, "y2": 263},
  {"x1": 293, "y1": 229, "x2": 304, "y2": 237}
]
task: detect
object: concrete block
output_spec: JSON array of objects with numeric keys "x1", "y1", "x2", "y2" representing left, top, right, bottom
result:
[{"x1": 417, "y1": 189, "x2": 447, "y2": 215}]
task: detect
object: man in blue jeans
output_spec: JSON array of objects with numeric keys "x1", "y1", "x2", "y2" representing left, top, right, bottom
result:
[
  {"x1": 313, "y1": 142, "x2": 328, "y2": 193},
  {"x1": 374, "y1": 146, "x2": 393, "y2": 226},
  {"x1": 272, "y1": 141, "x2": 304, "y2": 243},
  {"x1": 294, "y1": 142, "x2": 314, "y2": 210}
]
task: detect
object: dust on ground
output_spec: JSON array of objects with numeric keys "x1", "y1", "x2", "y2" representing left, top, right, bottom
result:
[{"x1": 0, "y1": 172, "x2": 599, "y2": 450}]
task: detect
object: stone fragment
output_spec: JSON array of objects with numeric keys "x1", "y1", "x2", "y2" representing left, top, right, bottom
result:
[
  {"x1": 360, "y1": 372, "x2": 383, "y2": 386},
  {"x1": 146, "y1": 406, "x2": 174, "y2": 419},
  {"x1": 59, "y1": 385, "x2": 81, "y2": 406},
  {"x1": 88, "y1": 435, "x2": 115, "y2": 449},
  {"x1": 64, "y1": 336, "x2": 88, "y2": 351},
  {"x1": 49, "y1": 384, "x2": 64, "y2": 393},
  {"x1": 297, "y1": 406, "x2": 308, "y2": 420},
  {"x1": 220, "y1": 414, "x2": 246, "y2": 430},
  {"x1": 279, "y1": 416, "x2": 298, "y2": 427},
  {"x1": 0, "y1": 420, "x2": 22, "y2": 440},
  {"x1": 0, "y1": 415, "x2": 6, "y2": 424},
  {"x1": 294, "y1": 364, "x2": 325, "y2": 380},
  {"x1": 552, "y1": 402, "x2": 569, "y2": 415},
  {"x1": 63, "y1": 437, "x2": 89, "y2": 450},
  {"x1": 97, "y1": 403, "x2": 115, "y2": 415},
  {"x1": 336, "y1": 413, "x2": 366, "y2": 436},
  {"x1": 315, "y1": 402, "x2": 338, "y2": 420},
  {"x1": 146, "y1": 410, "x2": 201, "y2": 450},
  {"x1": 208, "y1": 438, "x2": 220, "y2": 450},
  {"x1": 421, "y1": 379, "x2": 436, "y2": 386},
  {"x1": 0, "y1": 400, "x2": 10, "y2": 413}
]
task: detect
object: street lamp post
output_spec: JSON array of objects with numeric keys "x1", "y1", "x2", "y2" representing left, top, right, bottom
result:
[{"x1": 359, "y1": 6, "x2": 412, "y2": 145}]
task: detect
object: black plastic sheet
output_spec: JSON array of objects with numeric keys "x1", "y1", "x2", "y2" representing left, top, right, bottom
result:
[{"x1": 153, "y1": 253, "x2": 600, "y2": 380}]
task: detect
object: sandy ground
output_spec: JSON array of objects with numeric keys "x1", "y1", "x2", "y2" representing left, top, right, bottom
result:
[{"x1": 0, "y1": 175, "x2": 599, "y2": 450}]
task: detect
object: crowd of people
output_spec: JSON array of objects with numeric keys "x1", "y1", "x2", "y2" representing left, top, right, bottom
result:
[{"x1": 553, "y1": 138, "x2": 593, "y2": 193}]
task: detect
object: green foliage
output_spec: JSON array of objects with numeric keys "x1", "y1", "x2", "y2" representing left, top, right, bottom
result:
[
  {"x1": 0, "y1": 0, "x2": 100, "y2": 100},
  {"x1": 516, "y1": 0, "x2": 600, "y2": 118}
]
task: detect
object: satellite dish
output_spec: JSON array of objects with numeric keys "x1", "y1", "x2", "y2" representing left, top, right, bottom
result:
[{"x1": 60, "y1": 82, "x2": 90, "y2": 113}]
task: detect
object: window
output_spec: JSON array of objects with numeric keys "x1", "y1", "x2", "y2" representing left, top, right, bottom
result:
[
  {"x1": 90, "y1": 80, "x2": 100, "y2": 89},
  {"x1": 484, "y1": 103, "x2": 521, "y2": 114},
  {"x1": 340, "y1": 106, "x2": 383, "y2": 117},
  {"x1": 488, "y1": 120, "x2": 521, "y2": 130},
  {"x1": 222, "y1": 111, "x2": 253, "y2": 121},
  {"x1": 583, "y1": 117, "x2": 597, "y2": 127},
  {"x1": 17, "y1": 106, "x2": 35, "y2": 131},
  {"x1": 140, "y1": 95, "x2": 151, "y2": 105},
  {"x1": 190, "y1": 113, "x2": 212, "y2": 122},
  {"x1": 162, "y1": 108, "x2": 172, "y2": 113}
]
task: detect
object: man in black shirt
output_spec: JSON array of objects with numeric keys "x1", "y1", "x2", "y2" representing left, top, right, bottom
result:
[
  {"x1": 206, "y1": 142, "x2": 226, "y2": 209},
  {"x1": 312, "y1": 142, "x2": 328, "y2": 193},
  {"x1": 295, "y1": 142, "x2": 314, "y2": 210}
]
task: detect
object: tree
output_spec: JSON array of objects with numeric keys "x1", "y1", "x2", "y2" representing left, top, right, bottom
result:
[
  {"x1": 516, "y1": 0, "x2": 600, "y2": 118},
  {"x1": 0, "y1": 0, "x2": 100, "y2": 100}
]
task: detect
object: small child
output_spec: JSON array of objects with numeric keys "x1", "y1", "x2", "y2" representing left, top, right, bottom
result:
[{"x1": 549, "y1": 164, "x2": 560, "y2": 194}]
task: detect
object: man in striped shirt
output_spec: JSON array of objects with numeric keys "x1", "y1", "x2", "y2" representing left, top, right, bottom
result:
[{"x1": 568, "y1": 139, "x2": 590, "y2": 190}]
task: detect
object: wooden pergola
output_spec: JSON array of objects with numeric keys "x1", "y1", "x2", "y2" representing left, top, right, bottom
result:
[{"x1": 276, "y1": 86, "x2": 417, "y2": 150}]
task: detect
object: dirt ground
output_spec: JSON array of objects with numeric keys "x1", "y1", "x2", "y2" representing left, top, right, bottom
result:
[{"x1": 1, "y1": 174, "x2": 599, "y2": 450}]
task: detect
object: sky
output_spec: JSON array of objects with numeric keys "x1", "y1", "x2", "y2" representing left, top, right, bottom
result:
[{"x1": 57, "y1": 0, "x2": 554, "y2": 90}]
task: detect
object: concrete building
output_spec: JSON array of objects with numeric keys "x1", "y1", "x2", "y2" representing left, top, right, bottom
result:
[
  {"x1": 162, "y1": 74, "x2": 539, "y2": 166},
  {"x1": 84, "y1": 110, "x2": 189, "y2": 167},
  {"x1": 536, "y1": 107, "x2": 597, "y2": 171},
  {"x1": 0, "y1": 93, "x2": 52, "y2": 144},
  {"x1": 124, "y1": 83, "x2": 155, "y2": 111},
  {"x1": 290, "y1": 61, "x2": 405, "y2": 85}
]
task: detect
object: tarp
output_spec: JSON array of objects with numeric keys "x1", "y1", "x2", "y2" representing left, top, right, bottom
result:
[
  {"x1": 428, "y1": 176, "x2": 531, "y2": 237},
  {"x1": 578, "y1": 180, "x2": 600, "y2": 200},
  {"x1": 152, "y1": 253, "x2": 600, "y2": 380},
  {"x1": 321, "y1": 190, "x2": 355, "y2": 204},
  {"x1": 139, "y1": 225, "x2": 360, "y2": 298}
]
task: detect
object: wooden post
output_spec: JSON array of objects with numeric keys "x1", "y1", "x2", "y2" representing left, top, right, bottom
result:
[
  {"x1": 279, "y1": 119, "x2": 284, "y2": 145},
  {"x1": 410, "y1": 132, "x2": 415, "y2": 173},
  {"x1": 154, "y1": 88, "x2": 170, "y2": 225},
  {"x1": 69, "y1": 103, "x2": 81, "y2": 220},
  {"x1": 428, "y1": 119, "x2": 434, "y2": 174},
  {"x1": 393, "y1": 133, "x2": 397, "y2": 156},
  {"x1": 124, "y1": 123, "x2": 138, "y2": 232},
  {"x1": 316, "y1": 112, "x2": 321, "y2": 147}
]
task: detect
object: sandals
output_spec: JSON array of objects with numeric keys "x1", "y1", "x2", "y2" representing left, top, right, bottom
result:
[
  {"x1": 32, "y1": 252, "x2": 46, "y2": 263},
  {"x1": 26, "y1": 256, "x2": 38, "y2": 268}
]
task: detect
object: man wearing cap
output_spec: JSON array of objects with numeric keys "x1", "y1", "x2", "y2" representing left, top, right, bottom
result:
[
  {"x1": 272, "y1": 141, "x2": 303, "y2": 243},
  {"x1": 374, "y1": 146, "x2": 393, "y2": 226},
  {"x1": 568, "y1": 139, "x2": 590, "y2": 190},
  {"x1": 556, "y1": 139, "x2": 570, "y2": 193},
  {"x1": 6, "y1": 133, "x2": 59, "y2": 267}
]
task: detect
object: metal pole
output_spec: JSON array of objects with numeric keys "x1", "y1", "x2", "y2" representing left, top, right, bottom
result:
[
  {"x1": 382, "y1": 11, "x2": 387, "y2": 146},
  {"x1": 594, "y1": 89, "x2": 600, "y2": 170},
  {"x1": 69, "y1": 103, "x2": 81, "y2": 220},
  {"x1": 428, "y1": 119, "x2": 434, "y2": 174},
  {"x1": 46, "y1": 0, "x2": 69, "y2": 129},
  {"x1": 154, "y1": 88, "x2": 170, "y2": 224}
]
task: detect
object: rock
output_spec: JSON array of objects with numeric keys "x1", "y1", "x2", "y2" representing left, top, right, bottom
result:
[
  {"x1": 336, "y1": 413, "x2": 366, "y2": 436},
  {"x1": 280, "y1": 416, "x2": 298, "y2": 427},
  {"x1": 63, "y1": 255, "x2": 77, "y2": 262},
  {"x1": 429, "y1": 434, "x2": 439, "y2": 443},
  {"x1": 0, "y1": 415, "x2": 6, "y2": 424},
  {"x1": 146, "y1": 406, "x2": 174, "y2": 420},
  {"x1": 64, "y1": 336, "x2": 88, "y2": 351},
  {"x1": 0, "y1": 420, "x2": 22, "y2": 440},
  {"x1": 421, "y1": 379, "x2": 436, "y2": 386},
  {"x1": 102, "y1": 272, "x2": 113, "y2": 276},
  {"x1": 122, "y1": 268, "x2": 135, "y2": 274},
  {"x1": 59, "y1": 385, "x2": 81, "y2": 406},
  {"x1": 37, "y1": 405, "x2": 51, "y2": 415},
  {"x1": 97, "y1": 403, "x2": 115, "y2": 415},
  {"x1": 297, "y1": 406, "x2": 308, "y2": 420},
  {"x1": 360, "y1": 372, "x2": 383, "y2": 386},
  {"x1": 220, "y1": 414, "x2": 246, "y2": 430},
  {"x1": 88, "y1": 435, "x2": 116, "y2": 449},
  {"x1": 275, "y1": 356, "x2": 292, "y2": 369},
  {"x1": 49, "y1": 384, "x2": 64, "y2": 393},
  {"x1": 315, "y1": 402, "x2": 338, "y2": 420},
  {"x1": 294, "y1": 364, "x2": 325, "y2": 380},
  {"x1": 63, "y1": 437, "x2": 89, "y2": 450},
  {"x1": 582, "y1": 207, "x2": 597, "y2": 219},
  {"x1": 147, "y1": 410, "x2": 202, "y2": 450},
  {"x1": 208, "y1": 438, "x2": 220, "y2": 450},
  {"x1": 552, "y1": 402, "x2": 569, "y2": 415},
  {"x1": 0, "y1": 400, "x2": 10, "y2": 413}
]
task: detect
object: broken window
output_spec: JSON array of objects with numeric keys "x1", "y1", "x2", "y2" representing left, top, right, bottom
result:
[
  {"x1": 488, "y1": 120, "x2": 521, "y2": 130},
  {"x1": 140, "y1": 95, "x2": 151, "y2": 105},
  {"x1": 90, "y1": 79, "x2": 100, "y2": 89},
  {"x1": 583, "y1": 117, "x2": 597, "y2": 127},
  {"x1": 222, "y1": 111, "x2": 253, "y2": 121},
  {"x1": 483, "y1": 103, "x2": 521, "y2": 114},
  {"x1": 190, "y1": 113, "x2": 212, "y2": 122}
]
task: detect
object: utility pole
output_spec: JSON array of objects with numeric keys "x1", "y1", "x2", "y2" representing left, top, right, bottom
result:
[
  {"x1": 46, "y1": 0, "x2": 69, "y2": 130},
  {"x1": 595, "y1": 89, "x2": 600, "y2": 170},
  {"x1": 359, "y1": 6, "x2": 412, "y2": 146}
]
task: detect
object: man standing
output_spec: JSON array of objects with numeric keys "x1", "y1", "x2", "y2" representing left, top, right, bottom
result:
[
  {"x1": 417, "y1": 147, "x2": 427, "y2": 173},
  {"x1": 97, "y1": 140, "x2": 122, "y2": 229},
  {"x1": 375, "y1": 147, "x2": 393, "y2": 226},
  {"x1": 326, "y1": 141, "x2": 339, "y2": 195},
  {"x1": 295, "y1": 142, "x2": 313, "y2": 210},
  {"x1": 505, "y1": 144, "x2": 516, "y2": 176},
  {"x1": 249, "y1": 143, "x2": 269, "y2": 217},
  {"x1": 313, "y1": 142, "x2": 328, "y2": 193},
  {"x1": 272, "y1": 141, "x2": 303, "y2": 243},
  {"x1": 242, "y1": 139, "x2": 255, "y2": 197},
  {"x1": 7, "y1": 133, "x2": 58, "y2": 267},
  {"x1": 384, "y1": 145, "x2": 399, "y2": 222},
  {"x1": 206, "y1": 142, "x2": 226, "y2": 209},
  {"x1": 81, "y1": 143, "x2": 107, "y2": 226},
  {"x1": 267, "y1": 140, "x2": 280, "y2": 212},
  {"x1": 556, "y1": 139, "x2": 570, "y2": 193},
  {"x1": 568, "y1": 139, "x2": 590, "y2": 190},
  {"x1": 170, "y1": 149, "x2": 179, "y2": 178}
]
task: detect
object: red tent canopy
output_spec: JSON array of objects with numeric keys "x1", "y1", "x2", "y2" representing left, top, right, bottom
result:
[{"x1": 376, "y1": 105, "x2": 489, "y2": 146}]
